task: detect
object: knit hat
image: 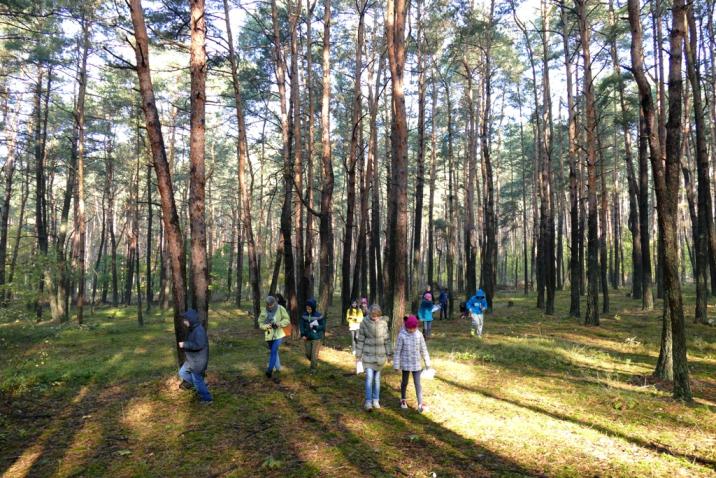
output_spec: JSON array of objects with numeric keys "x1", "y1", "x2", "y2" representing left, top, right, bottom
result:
[
  {"x1": 424, "y1": 293, "x2": 433, "y2": 302},
  {"x1": 404, "y1": 315, "x2": 419, "y2": 329}
]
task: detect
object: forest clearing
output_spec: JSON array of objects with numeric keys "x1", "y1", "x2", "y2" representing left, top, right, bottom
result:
[
  {"x1": 1, "y1": 291, "x2": 715, "y2": 477},
  {"x1": 2, "y1": 0, "x2": 716, "y2": 475}
]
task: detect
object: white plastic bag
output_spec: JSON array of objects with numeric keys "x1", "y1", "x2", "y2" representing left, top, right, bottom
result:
[
  {"x1": 422, "y1": 367, "x2": 436, "y2": 380},
  {"x1": 356, "y1": 360, "x2": 365, "y2": 375}
]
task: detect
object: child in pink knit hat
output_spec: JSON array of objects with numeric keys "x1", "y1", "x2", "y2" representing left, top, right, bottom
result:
[{"x1": 393, "y1": 315, "x2": 431, "y2": 413}]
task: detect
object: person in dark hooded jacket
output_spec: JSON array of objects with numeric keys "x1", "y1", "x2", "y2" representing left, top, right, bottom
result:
[
  {"x1": 300, "y1": 298, "x2": 326, "y2": 370},
  {"x1": 177, "y1": 309, "x2": 213, "y2": 403}
]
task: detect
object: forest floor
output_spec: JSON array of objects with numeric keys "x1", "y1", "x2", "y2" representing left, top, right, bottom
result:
[{"x1": 1, "y1": 289, "x2": 716, "y2": 478}]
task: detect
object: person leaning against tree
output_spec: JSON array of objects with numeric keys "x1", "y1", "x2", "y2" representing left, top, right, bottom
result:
[
  {"x1": 300, "y1": 298, "x2": 326, "y2": 370},
  {"x1": 259, "y1": 296, "x2": 290, "y2": 383}
]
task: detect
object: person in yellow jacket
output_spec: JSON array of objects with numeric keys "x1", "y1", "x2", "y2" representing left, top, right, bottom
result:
[
  {"x1": 346, "y1": 299, "x2": 363, "y2": 355},
  {"x1": 258, "y1": 296, "x2": 291, "y2": 383}
]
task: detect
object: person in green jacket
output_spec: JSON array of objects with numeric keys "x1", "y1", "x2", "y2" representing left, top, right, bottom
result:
[
  {"x1": 258, "y1": 296, "x2": 291, "y2": 383},
  {"x1": 355, "y1": 304, "x2": 393, "y2": 411},
  {"x1": 300, "y1": 298, "x2": 326, "y2": 370}
]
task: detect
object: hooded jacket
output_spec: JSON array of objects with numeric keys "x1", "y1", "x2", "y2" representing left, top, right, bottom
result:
[
  {"x1": 393, "y1": 327, "x2": 430, "y2": 372},
  {"x1": 467, "y1": 289, "x2": 489, "y2": 315},
  {"x1": 355, "y1": 315, "x2": 393, "y2": 367},
  {"x1": 181, "y1": 311, "x2": 209, "y2": 375},
  {"x1": 300, "y1": 298, "x2": 326, "y2": 341},
  {"x1": 418, "y1": 298, "x2": 434, "y2": 322},
  {"x1": 259, "y1": 304, "x2": 291, "y2": 341}
]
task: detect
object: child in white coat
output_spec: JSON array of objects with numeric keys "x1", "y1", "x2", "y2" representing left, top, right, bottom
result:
[{"x1": 393, "y1": 315, "x2": 431, "y2": 413}]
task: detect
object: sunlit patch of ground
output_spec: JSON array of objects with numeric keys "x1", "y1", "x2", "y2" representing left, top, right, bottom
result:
[{"x1": 1, "y1": 290, "x2": 715, "y2": 477}]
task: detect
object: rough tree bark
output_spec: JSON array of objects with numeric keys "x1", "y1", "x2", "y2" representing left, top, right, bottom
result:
[
  {"x1": 685, "y1": 4, "x2": 714, "y2": 323},
  {"x1": 271, "y1": 0, "x2": 298, "y2": 327},
  {"x1": 188, "y1": 0, "x2": 209, "y2": 328},
  {"x1": 576, "y1": 0, "x2": 599, "y2": 326},
  {"x1": 318, "y1": 0, "x2": 334, "y2": 313},
  {"x1": 222, "y1": 0, "x2": 261, "y2": 321},
  {"x1": 386, "y1": 0, "x2": 409, "y2": 329},
  {"x1": 561, "y1": 1, "x2": 580, "y2": 317},
  {"x1": 342, "y1": 0, "x2": 367, "y2": 317},
  {"x1": 129, "y1": 0, "x2": 188, "y2": 363},
  {"x1": 628, "y1": 0, "x2": 691, "y2": 399}
]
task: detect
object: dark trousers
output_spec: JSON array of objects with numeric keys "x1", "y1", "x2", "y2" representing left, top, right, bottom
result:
[{"x1": 400, "y1": 370, "x2": 423, "y2": 404}]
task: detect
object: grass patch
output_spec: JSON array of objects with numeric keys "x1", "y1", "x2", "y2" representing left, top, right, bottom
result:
[{"x1": 1, "y1": 289, "x2": 715, "y2": 477}]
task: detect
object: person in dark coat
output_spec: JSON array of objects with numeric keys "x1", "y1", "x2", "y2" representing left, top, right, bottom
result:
[
  {"x1": 438, "y1": 287, "x2": 449, "y2": 320},
  {"x1": 300, "y1": 298, "x2": 326, "y2": 370},
  {"x1": 178, "y1": 309, "x2": 213, "y2": 403}
]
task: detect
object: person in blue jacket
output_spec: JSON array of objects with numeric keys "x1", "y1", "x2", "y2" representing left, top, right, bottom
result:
[
  {"x1": 177, "y1": 309, "x2": 213, "y2": 403},
  {"x1": 466, "y1": 289, "x2": 489, "y2": 337},
  {"x1": 300, "y1": 298, "x2": 326, "y2": 370},
  {"x1": 418, "y1": 293, "x2": 435, "y2": 339}
]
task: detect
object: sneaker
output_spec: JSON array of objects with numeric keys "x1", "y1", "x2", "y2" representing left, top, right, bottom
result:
[
  {"x1": 199, "y1": 399, "x2": 213, "y2": 406},
  {"x1": 364, "y1": 400, "x2": 373, "y2": 412},
  {"x1": 265, "y1": 371, "x2": 272, "y2": 379},
  {"x1": 372, "y1": 399, "x2": 381, "y2": 409},
  {"x1": 400, "y1": 399, "x2": 408, "y2": 409},
  {"x1": 272, "y1": 372, "x2": 281, "y2": 384},
  {"x1": 418, "y1": 404, "x2": 429, "y2": 414},
  {"x1": 179, "y1": 380, "x2": 193, "y2": 390}
]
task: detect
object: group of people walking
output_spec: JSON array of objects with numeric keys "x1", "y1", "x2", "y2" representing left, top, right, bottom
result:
[{"x1": 175, "y1": 285, "x2": 490, "y2": 408}]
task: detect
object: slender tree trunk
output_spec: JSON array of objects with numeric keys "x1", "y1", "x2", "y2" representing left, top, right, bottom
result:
[
  {"x1": 577, "y1": 0, "x2": 599, "y2": 326},
  {"x1": 628, "y1": 0, "x2": 691, "y2": 400},
  {"x1": 145, "y1": 162, "x2": 152, "y2": 310},
  {"x1": 463, "y1": 58, "x2": 478, "y2": 296},
  {"x1": 188, "y1": 0, "x2": 209, "y2": 328},
  {"x1": 0, "y1": 102, "x2": 18, "y2": 300},
  {"x1": 597, "y1": 134, "x2": 610, "y2": 313},
  {"x1": 9, "y1": 161, "x2": 29, "y2": 291},
  {"x1": 74, "y1": 15, "x2": 90, "y2": 324},
  {"x1": 412, "y1": 0, "x2": 426, "y2": 303},
  {"x1": 304, "y1": 0, "x2": 317, "y2": 301},
  {"x1": 427, "y1": 67, "x2": 437, "y2": 289},
  {"x1": 318, "y1": 0, "x2": 334, "y2": 313},
  {"x1": 608, "y1": 0, "x2": 642, "y2": 300},
  {"x1": 368, "y1": 51, "x2": 383, "y2": 303},
  {"x1": 271, "y1": 0, "x2": 298, "y2": 327},
  {"x1": 540, "y1": 0, "x2": 556, "y2": 314},
  {"x1": 289, "y1": 0, "x2": 305, "y2": 311},
  {"x1": 386, "y1": 0, "x2": 409, "y2": 329},
  {"x1": 223, "y1": 0, "x2": 261, "y2": 320},
  {"x1": 685, "y1": 5, "x2": 713, "y2": 323},
  {"x1": 129, "y1": 0, "x2": 188, "y2": 363},
  {"x1": 342, "y1": 0, "x2": 367, "y2": 317},
  {"x1": 638, "y1": 113, "x2": 654, "y2": 310},
  {"x1": 479, "y1": 0, "x2": 497, "y2": 309},
  {"x1": 561, "y1": 2, "x2": 580, "y2": 316}
]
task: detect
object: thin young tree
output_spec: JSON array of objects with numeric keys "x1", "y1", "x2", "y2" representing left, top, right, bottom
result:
[
  {"x1": 222, "y1": 0, "x2": 261, "y2": 321},
  {"x1": 128, "y1": 0, "x2": 188, "y2": 362}
]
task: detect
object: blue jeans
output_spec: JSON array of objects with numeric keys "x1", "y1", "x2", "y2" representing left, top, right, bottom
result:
[
  {"x1": 266, "y1": 338, "x2": 283, "y2": 373},
  {"x1": 179, "y1": 362, "x2": 212, "y2": 401},
  {"x1": 422, "y1": 320, "x2": 432, "y2": 338},
  {"x1": 365, "y1": 367, "x2": 381, "y2": 402}
]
